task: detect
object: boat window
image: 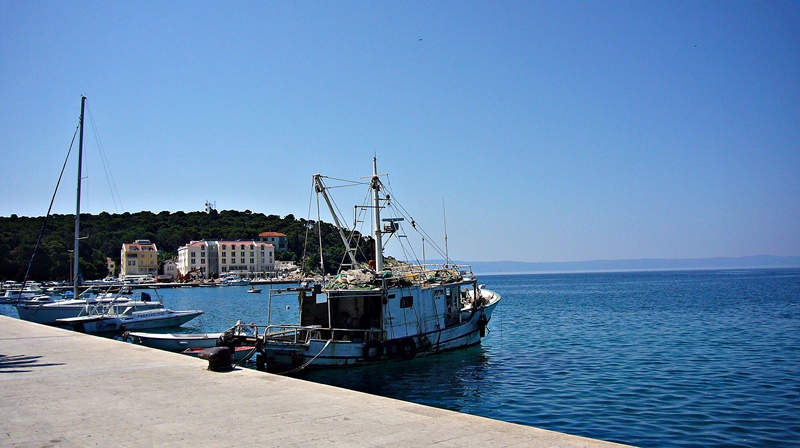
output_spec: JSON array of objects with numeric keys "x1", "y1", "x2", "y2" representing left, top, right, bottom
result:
[
  {"x1": 316, "y1": 293, "x2": 327, "y2": 304},
  {"x1": 400, "y1": 296, "x2": 413, "y2": 308}
]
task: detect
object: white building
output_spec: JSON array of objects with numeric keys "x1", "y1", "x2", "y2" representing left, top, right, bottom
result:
[
  {"x1": 176, "y1": 240, "x2": 275, "y2": 279},
  {"x1": 160, "y1": 259, "x2": 178, "y2": 282},
  {"x1": 258, "y1": 231, "x2": 288, "y2": 251}
]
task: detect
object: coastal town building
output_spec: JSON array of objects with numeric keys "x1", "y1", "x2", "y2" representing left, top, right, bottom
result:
[
  {"x1": 159, "y1": 259, "x2": 178, "y2": 282},
  {"x1": 176, "y1": 240, "x2": 275, "y2": 279},
  {"x1": 258, "y1": 231, "x2": 288, "y2": 251},
  {"x1": 105, "y1": 257, "x2": 116, "y2": 278},
  {"x1": 119, "y1": 240, "x2": 159, "y2": 280}
]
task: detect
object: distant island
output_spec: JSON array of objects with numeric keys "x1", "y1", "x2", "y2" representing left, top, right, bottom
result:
[{"x1": 456, "y1": 255, "x2": 800, "y2": 275}]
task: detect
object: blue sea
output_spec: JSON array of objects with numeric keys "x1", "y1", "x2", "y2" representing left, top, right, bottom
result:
[{"x1": 3, "y1": 268, "x2": 798, "y2": 447}]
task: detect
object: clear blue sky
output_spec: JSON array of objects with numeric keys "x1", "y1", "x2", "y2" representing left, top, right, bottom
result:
[{"x1": 1, "y1": 1, "x2": 798, "y2": 263}]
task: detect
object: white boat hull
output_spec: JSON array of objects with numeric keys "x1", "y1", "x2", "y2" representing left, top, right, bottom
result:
[
  {"x1": 16, "y1": 299, "x2": 162, "y2": 325},
  {"x1": 58, "y1": 309, "x2": 204, "y2": 334},
  {"x1": 221, "y1": 280, "x2": 250, "y2": 287},
  {"x1": 126, "y1": 332, "x2": 223, "y2": 351}
]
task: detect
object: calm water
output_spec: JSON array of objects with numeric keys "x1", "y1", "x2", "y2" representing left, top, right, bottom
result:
[{"x1": 3, "y1": 269, "x2": 799, "y2": 447}]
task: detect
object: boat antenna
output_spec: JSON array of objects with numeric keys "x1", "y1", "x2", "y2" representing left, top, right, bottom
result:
[
  {"x1": 422, "y1": 236, "x2": 426, "y2": 266},
  {"x1": 371, "y1": 157, "x2": 384, "y2": 271},
  {"x1": 443, "y1": 198, "x2": 450, "y2": 267},
  {"x1": 74, "y1": 96, "x2": 86, "y2": 298}
]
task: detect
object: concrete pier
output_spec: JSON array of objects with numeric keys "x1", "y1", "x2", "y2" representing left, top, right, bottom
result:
[{"x1": 0, "y1": 315, "x2": 631, "y2": 447}]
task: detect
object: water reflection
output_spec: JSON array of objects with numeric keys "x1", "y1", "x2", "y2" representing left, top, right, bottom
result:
[{"x1": 298, "y1": 344, "x2": 493, "y2": 413}]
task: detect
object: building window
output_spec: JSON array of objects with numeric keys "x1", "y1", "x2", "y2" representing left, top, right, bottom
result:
[{"x1": 222, "y1": 258, "x2": 226, "y2": 264}]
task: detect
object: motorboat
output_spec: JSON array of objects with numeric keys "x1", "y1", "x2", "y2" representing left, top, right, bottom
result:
[
  {"x1": 219, "y1": 274, "x2": 250, "y2": 287},
  {"x1": 2, "y1": 283, "x2": 45, "y2": 300},
  {"x1": 124, "y1": 331, "x2": 223, "y2": 351},
  {"x1": 57, "y1": 307, "x2": 204, "y2": 334},
  {"x1": 16, "y1": 290, "x2": 162, "y2": 325}
]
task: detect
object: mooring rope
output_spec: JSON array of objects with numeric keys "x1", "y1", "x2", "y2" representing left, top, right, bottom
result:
[{"x1": 277, "y1": 338, "x2": 333, "y2": 375}]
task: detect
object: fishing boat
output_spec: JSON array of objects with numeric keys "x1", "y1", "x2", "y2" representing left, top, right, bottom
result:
[
  {"x1": 124, "y1": 331, "x2": 223, "y2": 351},
  {"x1": 219, "y1": 158, "x2": 501, "y2": 373},
  {"x1": 56, "y1": 307, "x2": 204, "y2": 334}
]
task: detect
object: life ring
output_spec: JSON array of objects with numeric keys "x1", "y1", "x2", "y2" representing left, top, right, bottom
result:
[
  {"x1": 362, "y1": 340, "x2": 383, "y2": 362},
  {"x1": 385, "y1": 339, "x2": 401, "y2": 358},
  {"x1": 399, "y1": 338, "x2": 417, "y2": 361}
]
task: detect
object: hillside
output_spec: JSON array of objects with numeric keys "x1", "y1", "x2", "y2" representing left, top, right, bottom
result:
[{"x1": 0, "y1": 210, "x2": 369, "y2": 281}]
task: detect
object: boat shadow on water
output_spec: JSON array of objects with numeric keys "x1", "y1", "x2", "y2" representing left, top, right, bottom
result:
[{"x1": 296, "y1": 344, "x2": 494, "y2": 411}]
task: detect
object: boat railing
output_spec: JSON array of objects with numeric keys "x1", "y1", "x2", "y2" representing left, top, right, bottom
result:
[
  {"x1": 260, "y1": 324, "x2": 318, "y2": 344},
  {"x1": 260, "y1": 324, "x2": 383, "y2": 345}
]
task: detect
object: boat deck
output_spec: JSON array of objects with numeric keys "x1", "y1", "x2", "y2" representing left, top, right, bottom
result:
[{"x1": 0, "y1": 315, "x2": 632, "y2": 447}]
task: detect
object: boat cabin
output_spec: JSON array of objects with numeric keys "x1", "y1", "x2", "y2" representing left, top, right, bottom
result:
[{"x1": 296, "y1": 273, "x2": 479, "y2": 343}]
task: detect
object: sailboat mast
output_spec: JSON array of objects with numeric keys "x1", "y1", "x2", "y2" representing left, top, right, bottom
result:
[
  {"x1": 371, "y1": 157, "x2": 384, "y2": 271},
  {"x1": 74, "y1": 96, "x2": 85, "y2": 297}
]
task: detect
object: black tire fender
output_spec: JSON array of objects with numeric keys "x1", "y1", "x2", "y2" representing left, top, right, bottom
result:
[
  {"x1": 399, "y1": 338, "x2": 417, "y2": 361},
  {"x1": 385, "y1": 339, "x2": 401, "y2": 358},
  {"x1": 362, "y1": 339, "x2": 383, "y2": 362}
]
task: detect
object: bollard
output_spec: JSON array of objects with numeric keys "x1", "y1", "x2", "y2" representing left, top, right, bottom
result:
[{"x1": 198, "y1": 346, "x2": 233, "y2": 372}]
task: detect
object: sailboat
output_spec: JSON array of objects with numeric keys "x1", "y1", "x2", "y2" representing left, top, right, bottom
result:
[
  {"x1": 15, "y1": 97, "x2": 162, "y2": 324},
  {"x1": 218, "y1": 157, "x2": 501, "y2": 373}
]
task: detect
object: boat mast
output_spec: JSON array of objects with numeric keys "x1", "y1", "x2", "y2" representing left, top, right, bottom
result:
[
  {"x1": 74, "y1": 96, "x2": 85, "y2": 298},
  {"x1": 371, "y1": 157, "x2": 384, "y2": 271}
]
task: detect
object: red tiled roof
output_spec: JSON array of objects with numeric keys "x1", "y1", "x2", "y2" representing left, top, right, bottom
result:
[
  {"x1": 184, "y1": 240, "x2": 274, "y2": 248},
  {"x1": 259, "y1": 232, "x2": 286, "y2": 237}
]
